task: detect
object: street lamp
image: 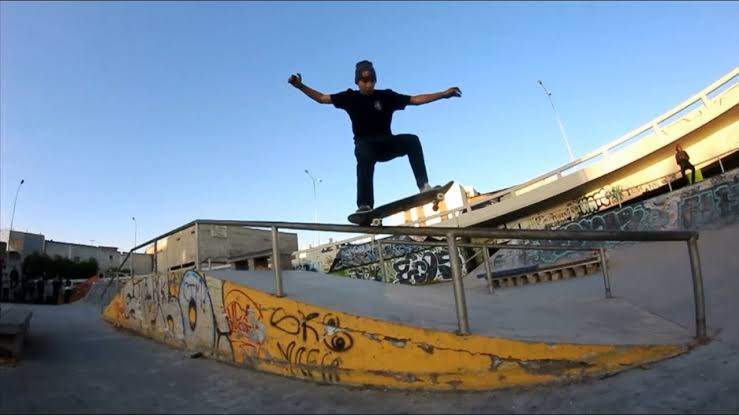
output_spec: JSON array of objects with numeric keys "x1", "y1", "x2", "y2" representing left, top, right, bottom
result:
[
  {"x1": 9, "y1": 179, "x2": 25, "y2": 235},
  {"x1": 131, "y1": 217, "x2": 137, "y2": 277},
  {"x1": 538, "y1": 80, "x2": 575, "y2": 161},
  {"x1": 304, "y1": 170, "x2": 322, "y2": 246}
]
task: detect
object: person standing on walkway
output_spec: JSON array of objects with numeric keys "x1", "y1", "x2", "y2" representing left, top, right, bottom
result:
[
  {"x1": 288, "y1": 60, "x2": 461, "y2": 213},
  {"x1": 675, "y1": 144, "x2": 696, "y2": 185}
]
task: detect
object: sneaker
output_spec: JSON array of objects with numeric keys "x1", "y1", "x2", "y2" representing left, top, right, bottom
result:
[
  {"x1": 355, "y1": 205, "x2": 372, "y2": 213},
  {"x1": 419, "y1": 183, "x2": 434, "y2": 193}
]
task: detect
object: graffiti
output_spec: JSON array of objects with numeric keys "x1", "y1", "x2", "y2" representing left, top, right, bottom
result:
[
  {"x1": 223, "y1": 287, "x2": 265, "y2": 361},
  {"x1": 492, "y1": 170, "x2": 739, "y2": 271},
  {"x1": 326, "y1": 236, "x2": 466, "y2": 285},
  {"x1": 276, "y1": 341, "x2": 342, "y2": 382},
  {"x1": 293, "y1": 263, "x2": 319, "y2": 272},
  {"x1": 517, "y1": 178, "x2": 670, "y2": 230},
  {"x1": 345, "y1": 264, "x2": 383, "y2": 282},
  {"x1": 269, "y1": 307, "x2": 354, "y2": 383},
  {"x1": 110, "y1": 270, "x2": 238, "y2": 358},
  {"x1": 270, "y1": 308, "x2": 320, "y2": 342},
  {"x1": 679, "y1": 182, "x2": 739, "y2": 228},
  {"x1": 322, "y1": 313, "x2": 353, "y2": 352},
  {"x1": 179, "y1": 271, "x2": 218, "y2": 349},
  {"x1": 329, "y1": 238, "x2": 425, "y2": 272},
  {"x1": 106, "y1": 271, "x2": 365, "y2": 384},
  {"x1": 391, "y1": 247, "x2": 461, "y2": 285}
]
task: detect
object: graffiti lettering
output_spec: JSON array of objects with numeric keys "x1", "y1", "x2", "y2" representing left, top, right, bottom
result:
[{"x1": 270, "y1": 308, "x2": 320, "y2": 343}]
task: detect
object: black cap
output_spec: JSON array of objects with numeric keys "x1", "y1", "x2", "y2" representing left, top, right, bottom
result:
[{"x1": 355, "y1": 60, "x2": 377, "y2": 83}]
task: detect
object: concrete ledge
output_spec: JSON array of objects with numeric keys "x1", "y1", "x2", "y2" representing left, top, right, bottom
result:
[
  {"x1": 476, "y1": 257, "x2": 601, "y2": 290},
  {"x1": 102, "y1": 270, "x2": 688, "y2": 391},
  {"x1": 0, "y1": 307, "x2": 33, "y2": 361}
]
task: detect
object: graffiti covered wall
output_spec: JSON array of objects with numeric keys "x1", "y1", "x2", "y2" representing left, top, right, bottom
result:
[
  {"x1": 492, "y1": 168, "x2": 739, "y2": 270},
  {"x1": 294, "y1": 236, "x2": 467, "y2": 285},
  {"x1": 103, "y1": 270, "x2": 685, "y2": 390},
  {"x1": 512, "y1": 176, "x2": 674, "y2": 230},
  {"x1": 326, "y1": 239, "x2": 467, "y2": 285}
]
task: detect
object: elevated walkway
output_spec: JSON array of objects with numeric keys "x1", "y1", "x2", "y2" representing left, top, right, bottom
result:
[{"x1": 437, "y1": 67, "x2": 739, "y2": 229}]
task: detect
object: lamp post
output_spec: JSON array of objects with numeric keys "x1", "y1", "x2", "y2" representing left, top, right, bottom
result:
[
  {"x1": 131, "y1": 216, "x2": 137, "y2": 277},
  {"x1": 304, "y1": 170, "x2": 322, "y2": 247},
  {"x1": 538, "y1": 80, "x2": 575, "y2": 161},
  {"x1": 9, "y1": 179, "x2": 25, "y2": 237}
]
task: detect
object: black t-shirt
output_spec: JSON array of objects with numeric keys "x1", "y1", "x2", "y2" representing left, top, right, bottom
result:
[
  {"x1": 675, "y1": 150, "x2": 690, "y2": 166},
  {"x1": 330, "y1": 89, "x2": 411, "y2": 139}
]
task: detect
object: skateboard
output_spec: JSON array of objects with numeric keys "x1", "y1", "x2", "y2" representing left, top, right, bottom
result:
[{"x1": 348, "y1": 181, "x2": 455, "y2": 226}]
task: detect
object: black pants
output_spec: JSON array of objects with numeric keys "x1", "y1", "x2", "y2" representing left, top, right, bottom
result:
[
  {"x1": 354, "y1": 134, "x2": 429, "y2": 208},
  {"x1": 680, "y1": 162, "x2": 696, "y2": 185}
]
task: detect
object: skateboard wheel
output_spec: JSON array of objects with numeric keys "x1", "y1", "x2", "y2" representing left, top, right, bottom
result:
[
  {"x1": 371, "y1": 218, "x2": 382, "y2": 226},
  {"x1": 436, "y1": 193, "x2": 444, "y2": 201}
]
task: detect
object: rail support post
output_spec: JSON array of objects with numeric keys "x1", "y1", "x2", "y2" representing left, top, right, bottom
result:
[
  {"x1": 687, "y1": 236, "x2": 707, "y2": 340},
  {"x1": 598, "y1": 248, "x2": 613, "y2": 299},
  {"x1": 482, "y1": 247, "x2": 494, "y2": 295},
  {"x1": 271, "y1": 226, "x2": 285, "y2": 297},
  {"x1": 376, "y1": 241, "x2": 387, "y2": 282},
  {"x1": 447, "y1": 232, "x2": 470, "y2": 335}
]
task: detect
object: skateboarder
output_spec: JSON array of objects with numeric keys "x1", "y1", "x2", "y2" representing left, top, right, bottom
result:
[{"x1": 288, "y1": 60, "x2": 461, "y2": 214}]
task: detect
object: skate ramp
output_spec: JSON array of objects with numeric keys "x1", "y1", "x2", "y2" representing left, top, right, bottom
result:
[{"x1": 101, "y1": 260, "x2": 693, "y2": 390}]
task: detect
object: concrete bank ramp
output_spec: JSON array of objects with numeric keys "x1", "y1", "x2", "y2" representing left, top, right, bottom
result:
[
  {"x1": 101, "y1": 261, "x2": 692, "y2": 390},
  {"x1": 84, "y1": 279, "x2": 126, "y2": 308}
]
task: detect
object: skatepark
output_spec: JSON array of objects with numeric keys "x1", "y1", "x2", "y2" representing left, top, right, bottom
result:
[
  {"x1": 1, "y1": 220, "x2": 737, "y2": 412},
  {"x1": 1, "y1": 5, "x2": 738, "y2": 410}
]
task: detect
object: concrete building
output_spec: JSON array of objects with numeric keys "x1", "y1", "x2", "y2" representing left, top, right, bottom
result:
[
  {"x1": 144, "y1": 222, "x2": 298, "y2": 273},
  {"x1": 0, "y1": 230, "x2": 45, "y2": 256},
  {"x1": 0, "y1": 229, "x2": 153, "y2": 299},
  {"x1": 46, "y1": 241, "x2": 119, "y2": 270}
]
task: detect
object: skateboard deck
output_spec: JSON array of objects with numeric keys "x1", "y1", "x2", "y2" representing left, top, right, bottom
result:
[{"x1": 348, "y1": 181, "x2": 455, "y2": 226}]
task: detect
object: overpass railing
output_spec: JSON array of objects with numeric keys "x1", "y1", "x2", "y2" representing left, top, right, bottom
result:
[{"x1": 113, "y1": 219, "x2": 707, "y2": 340}]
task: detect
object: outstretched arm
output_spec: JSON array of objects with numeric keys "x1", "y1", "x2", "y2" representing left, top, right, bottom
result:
[
  {"x1": 409, "y1": 87, "x2": 462, "y2": 105},
  {"x1": 288, "y1": 73, "x2": 332, "y2": 104}
]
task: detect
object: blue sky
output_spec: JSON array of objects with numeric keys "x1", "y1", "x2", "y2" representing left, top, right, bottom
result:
[{"x1": 1, "y1": 1, "x2": 738, "y2": 251}]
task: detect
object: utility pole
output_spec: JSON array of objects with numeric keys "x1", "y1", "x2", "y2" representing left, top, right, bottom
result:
[
  {"x1": 9, "y1": 179, "x2": 25, "y2": 239},
  {"x1": 131, "y1": 217, "x2": 137, "y2": 277}
]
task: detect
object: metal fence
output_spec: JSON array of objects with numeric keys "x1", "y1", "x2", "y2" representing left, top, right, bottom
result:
[{"x1": 112, "y1": 219, "x2": 706, "y2": 340}]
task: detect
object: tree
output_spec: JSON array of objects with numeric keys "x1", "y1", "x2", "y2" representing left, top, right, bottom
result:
[{"x1": 22, "y1": 253, "x2": 99, "y2": 280}]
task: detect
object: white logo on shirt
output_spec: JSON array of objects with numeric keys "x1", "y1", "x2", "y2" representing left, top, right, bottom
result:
[{"x1": 374, "y1": 100, "x2": 382, "y2": 111}]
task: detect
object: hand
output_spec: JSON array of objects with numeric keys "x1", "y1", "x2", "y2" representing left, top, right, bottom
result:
[
  {"x1": 288, "y1": 73, "x2": 303, "y2": 88},
  {"x1": 444, "y1": 87, "x2": 462, "y2": 98}
]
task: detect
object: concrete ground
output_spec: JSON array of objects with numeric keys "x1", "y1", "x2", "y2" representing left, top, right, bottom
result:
[{"x1": 1, "y1": 223, "x2": 737, "y2": 413}]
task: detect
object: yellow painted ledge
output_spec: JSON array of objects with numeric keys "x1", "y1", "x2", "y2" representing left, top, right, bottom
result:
[{"x1": 103, "y1": 271, "x2": 687, "y2": 390}]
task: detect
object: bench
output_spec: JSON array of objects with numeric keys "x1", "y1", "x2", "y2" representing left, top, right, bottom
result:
[{"x1": 0, "y1": 307, "x2": 33, "y2": 361}]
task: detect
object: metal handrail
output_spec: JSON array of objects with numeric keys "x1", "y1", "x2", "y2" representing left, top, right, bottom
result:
[{"x1": 110, "y1": 219, "x2": 705, "y2": 340}]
